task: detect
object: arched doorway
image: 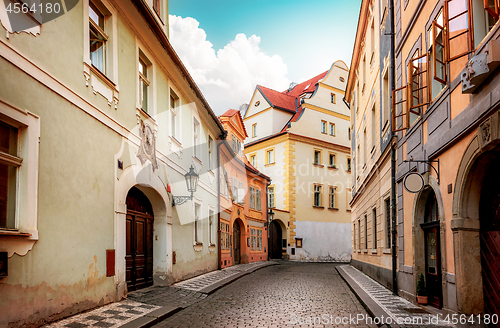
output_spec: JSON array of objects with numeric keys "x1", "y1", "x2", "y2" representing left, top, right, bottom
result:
[
  {"x1": 233, "y1": 220, "x2": 241, "y2": 264},
  {"x1": 126, "y1": 187, "x2": 154, "y2": 291},
  {"x1": 421, "y1": 191, "x2": 442, "y2": 308},
  {"x1": 479, "y1": 153, "x2": 500, "y2": 318},
  {"x1": 269, "y1": 220, "x2": 282, "y2": 259}
]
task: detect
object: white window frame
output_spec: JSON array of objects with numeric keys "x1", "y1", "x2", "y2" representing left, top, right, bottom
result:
[
  {"x1": 0, "y1": 101, "x2": 40, "y2": 257},
  {"x1": 268, "y1": 186, "x2": 275, "y2": 208},
  {"x1": 193, "y1": 117, "x2": 200, "y2": 160},
  {"x1": 252, "y1": 123, "x2": 257, "y2": 138},
  {"x1": 313, "y1": 184, "x2": 322, "y2": 207},
  {"x1": 194, "y1": 202, "x2": 202, "y2": 245},
  {"x1": 329, "y1": 123, "x2": 335, "y2": 136},
  {"x1": 136, "y1": 46, "x2": 155, "y2": 115},
  {"x1": 329, "y1": 186, "x2": 337, "y2": 209},
  {"x1": 208, "y1": 207, "x2": 215, "y2": 246},
  {"x1": 170, "y1": 90, "x2": 180, "y2": 141}
]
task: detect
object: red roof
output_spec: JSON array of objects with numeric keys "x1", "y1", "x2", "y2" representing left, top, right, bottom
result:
[
  {"x1": 258, "y1": 85, "x2": 297, "y2": 112},
  {"x1": 219, "y1": 109, "x2": 248, "y2": 138},
  {"x1": 284, "y1": 71, "x2": 328, "y2": 97},
  {"x1": 221, "y1": 109, "x2": 239, "y2": 117}
]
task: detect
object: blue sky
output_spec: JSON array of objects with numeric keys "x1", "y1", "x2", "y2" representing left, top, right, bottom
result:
[{"x1": 169, "y1": 0, "x2": 361, "y2": 114}]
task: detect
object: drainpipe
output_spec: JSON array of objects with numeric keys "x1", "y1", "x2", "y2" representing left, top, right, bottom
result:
[
  {"x1": 266, "y1": 180, "x2": 271, "y2": 261},
  {"x1": 217, "y1": 131, "x2": 228, "y2": 270},
  {"x1": 389, "y1": 0, "x2": 398, "y2": 295}
]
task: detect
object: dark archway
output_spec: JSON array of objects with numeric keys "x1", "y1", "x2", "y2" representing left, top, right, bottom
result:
[
  {"x1": 126, "y1": 187, "x2": 154, "y2": 291},
  {"x1": 269, "y1": 220, "x2": 282, "y2": 259},
  {"x1": 233, "y1": 219, "x2": 242, "y2": 264},
  {"x1": 479, "y1": 152, "x2": 500, "y2": 319}
]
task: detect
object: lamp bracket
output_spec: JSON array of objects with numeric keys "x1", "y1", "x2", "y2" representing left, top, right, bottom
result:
[
  {"x1": 172, "y1": 196, "x2": 192, "y2": 207},
  {"x1": 403, "y1": 159, "x2": 440, "y2": 184}
]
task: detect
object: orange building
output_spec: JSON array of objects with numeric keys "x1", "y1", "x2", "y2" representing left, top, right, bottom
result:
[{"x1": 218, "y1": 110, "x2": 271, "y2": 268}]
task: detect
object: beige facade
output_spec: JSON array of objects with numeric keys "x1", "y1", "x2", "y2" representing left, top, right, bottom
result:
[
  {"x1": 0, "y1": 1, "x2": 224, "y2": 326},
  {"x1": 244, "y1": 61, "x2": 352, "y2": 261},
  {"x1": 345, "y1": 0, "x2": 396, "y2": 291}
]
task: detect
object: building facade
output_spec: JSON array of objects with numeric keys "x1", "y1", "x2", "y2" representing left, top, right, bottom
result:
[
  {"x1": 349, "y1": 0, "x2": 500, "y2": 318},
  {"x1": 243, "y1": 61, "x2": 352, "y2": 261},
  {"x1": 218, "y1": 109, "x2": 270, "y2": 268},
  {"x1": 0, "y1": 1, "x2": 224, "y2": 326},
  {"x1": 346, "y1": 0, "x2": 395, "y2": 292}
]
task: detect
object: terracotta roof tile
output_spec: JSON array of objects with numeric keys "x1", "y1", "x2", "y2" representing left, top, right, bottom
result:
[
  {"x1": 258, "y1": 85, "x2": 297, "y2": 112},
  {"x1": 284, "y1": 71, "x2": 328, "y2": 97}
]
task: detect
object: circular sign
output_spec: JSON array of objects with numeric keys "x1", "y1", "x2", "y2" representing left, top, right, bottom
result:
[{"x1": 404, "y1": 172, "x2": 425, "y2": 193}]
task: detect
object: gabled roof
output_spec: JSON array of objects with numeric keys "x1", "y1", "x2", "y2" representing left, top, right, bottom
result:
[
  {"x1": 257, "y1": 85, "x2": 297, "y2": 113},
  {"x1": 284, "y1": 71, "x2": 328, "y2": 97},
  {"x1": 219, "y1": 108, "x2": 248, "y2": 138}
]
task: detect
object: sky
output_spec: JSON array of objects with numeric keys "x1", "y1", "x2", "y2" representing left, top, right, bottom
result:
[{"x1": 168, "y1": 0, "x2": 362, "y2": 115}]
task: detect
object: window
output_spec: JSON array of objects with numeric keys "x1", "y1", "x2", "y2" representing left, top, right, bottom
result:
[
  {"x1": 153, "y1": 0, "x2": 160, "y2": 15},
  {"x1": 208, "y1": 136, "x2": 213, "y2": 171},
  {"x1": 220, "y1": 222, "x2": 229, "y2": 250},
  {"x1": 363, "y1": 129, "x2": 367, "y2": 167},
  {"x1": 364, "y1": 215, "x2": 368, "y2": 249},
  {"x1": 0, "y1": 122, "x2": 20, "y2": 229},
  {"x1": 370, "y1": 19, "x2": 375, "y2": 66},
  {"x1": 209, "y1": 209, "x2": 215, "y2": 245},
  {"x1": 321, "y1": 120, "x2": 327, "y2": 134},
  {"x1": 296, "y1": 238, "x2": 303, "y2": 248},
  {"x1": 429, "y1": 9, "x2": 446, "y2": 99},
  {"x1": 252, "y1": 123, "x2": 257, "y2": 137},
  {"x1": 257, "y1": 229, "x2": 262, "y2": 250},
  {"x1": 347, "y1": 157, "x2": 352, "y2": 171},
  {"x1": 385, "y1": 198, "x2": 391, "y2": 248},
  {"x1": 268, "y1": 186, "x2": 275, "y2": 208},
  {"x1": 194, "y1": 203, "x2": 202, "y2": 244},
  {"x1": 347, "y1": 189, "x2": 352, "y2": 211},
  {"x1": 238, "y1": 180, "x2": 244, "y2": 204},
  {"x1": 408, "y1": 50, "x2": 427, "y2": 124},
  {"x1": 373, "y1": 208, "x2": 377, "y2": 249},
  {"x1": 237, "y1": 140, "x2": 242, "y2": 156},
  {"x1": 329, "y1": 153, "x2": 336, "y2": 168},
  {"x1": 256, "y1": 189, "x2": 261, "y2": 211},
  {"x1": 382, "y1": 69, "x2": 390, "y2": 128},
  {"x1": 348, "y1": 127, "x2": 351, "y2": 140},
  {"x1": 265, "y1": 149, "x2": 275, "y2": 165},
  {"x1": 314, "y1": 150, "x2": 322, "y2": 165},
  {"x1": 353, "y1": 222, "x2": 356, "y2": 249},
  {"x1": 193, "y1": 118, "x2": 200, "y2": 159},
  {"x1": 371, "y1": 105, "x2": 376, "y2": 150},
  {"x1": 232, "y1": 135, "x2": 237, "y2": 153},
  {"x1": 89, "y1": 1, "x2": 108, "y2": 74},
  {"x1": 250, "y1": 186, "x2": 256, "y2": 210},
  {"x1": 472, "y1": 0, "x2": 500, "y2": 49},
  {"x1": 329, "y1": 123, "x2": 335, "y2": 136},
  {"x1": 331, "y1": 93, "x2": 336, "y2": 103},
  {"x1": 358, "y1": 219, "x2": 361, "y2": 250},
  {"x1": 329, "y1": 186, "x2": 337, "y2": 209},
  {"x1": 170, "y1": 92, "x2": 179, "y2": 140},
  {"x1": 250, "y1": 154, "x2": 256, "y2": 167},
  {"x1": 138, "y1": 53, "x2": 151, "y2": 113},
  {"x1": 313, "y1": 184, "x2": 323, "y2": 207},
  {"x1": 251, "y1": 229, "x2": 257, "y2": 251}
]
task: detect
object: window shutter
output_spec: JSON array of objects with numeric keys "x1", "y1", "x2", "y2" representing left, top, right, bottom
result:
[
  {"x1": 484, "y1": 0, "x2": 499, "y2": 20},
  {"x1": 408, "y1": 53, "x2": 430, "y2": 115}
]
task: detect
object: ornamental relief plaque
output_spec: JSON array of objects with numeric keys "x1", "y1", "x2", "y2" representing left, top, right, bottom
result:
[{"x1": 137, "y1": 120, "x2": 159, "y2": 171}]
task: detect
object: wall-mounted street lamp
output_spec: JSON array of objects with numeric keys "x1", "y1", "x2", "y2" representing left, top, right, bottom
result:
[
  {"x1": 172, "y1": 165, "x2": 199, "y2": 206},
  {"x1": 268, "y1": 208, "x2": 275, "y2": 223}
]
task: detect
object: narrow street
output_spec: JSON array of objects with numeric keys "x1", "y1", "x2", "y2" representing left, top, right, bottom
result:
[{"x1": 153, "y1": 262, "x2": 371, "y2": 328}]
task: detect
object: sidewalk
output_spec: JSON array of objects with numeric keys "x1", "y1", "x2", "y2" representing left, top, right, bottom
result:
[
  {"x1": 337, "y1": 265, "x2": 455, "y2": 328},
  {"x1": 43, "y1": 261, "x2": 277, "y2": 328}
]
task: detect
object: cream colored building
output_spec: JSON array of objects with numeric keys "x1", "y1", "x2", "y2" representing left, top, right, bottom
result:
[
  {"x1": 243, "y1": 61, "x2": 352, "y2": 261},
  {"x1": 345, "y1": 0, "x2": 395, "y2": 290},
  {"x1": 0, "y1": 1, "x2": 225, "y2": 326}
]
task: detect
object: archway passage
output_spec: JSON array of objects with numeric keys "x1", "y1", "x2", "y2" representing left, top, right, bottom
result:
[
  {"x1": 126, "y1": 187, "x2": 154, "y2": 291},
  {"x1": 479, "y1": 153, "x2": 500, "y2": 319},
  {"x1": 269, "y1": 220, "x2": 282, "y2": 259},
  {"x1": 233, "y1": 220, "x2": 241, "y2": 264}
]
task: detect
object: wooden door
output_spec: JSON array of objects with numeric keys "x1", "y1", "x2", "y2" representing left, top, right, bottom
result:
[
  {"x1": 269, "y1": 220, "x2": 282, "y2": 259},
  {"x1": 233, "y1": 221, "x2": 240, "y2": 264},
  {"x1": 125, "y1": 187, "x2": 154, "y2": 291},
  {"x1": 424, "y1": 226, "x2": 442, "y2": 308}
]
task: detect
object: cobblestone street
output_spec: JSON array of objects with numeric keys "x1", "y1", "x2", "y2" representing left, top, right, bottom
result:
[{"x1": 154, "y1": 262, "x2": 372, "y2": 328}]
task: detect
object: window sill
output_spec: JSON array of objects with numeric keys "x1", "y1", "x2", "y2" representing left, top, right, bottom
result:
[
  {"x1": 264, "y1": 163, "x2": 276, "y2": 167},
  {"x1": 383, "y1": 248, "x2": 391, "y2": 254},
  {"x1": 363, "y1": 249, "x2": 368, "y2": 253},
  {"x1": 207, "y1": 169, "x2": 215, "y2": 176},
  {"x1": 193, "y1": 243, "x2": 203, "y2": 252},
  {"x1": 170, "y1": 135, "x2": 182, "y2": 147},
  {"x1": 328, "y1": 207, "x2": 339, "y2": 211},
  {"x1": 193, "y1": 156, "x2": 202, "y2": 165},
  {"x1": 83, "y1": 62, "x2": 119, "y2": 108},
  {"x1": 371, "y1": 249, "x2": 378, "y2": 254},
  {"x1": 0, "y1": 230, "x2": 32, "y2": 238},
  {"x1": 346, "y1": 169, "x2": 351, "y2": 172},
  {"x1": 313, "y1": 164, "x2": 324, "y2": 167},
  {"x1": 136, "y1": 107, "x2": 156, "y2": 123},
  {"x1": 313, "y1": 206, "x2": 324, "y2": 209},
  {"x1": 89, "y1": 64, "x2": 116, "y2": 88},
  {"x1": 327, "y1": 166, "x2": 337, "y2": 170}
]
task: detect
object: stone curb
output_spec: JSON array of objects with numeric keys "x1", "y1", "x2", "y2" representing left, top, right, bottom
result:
[
  {"x1": 119, "y1": 306, "x2": 182, "y2": 328},
  {"x1": 336, "y1": 265, "x2": 400, "y2": 328}
]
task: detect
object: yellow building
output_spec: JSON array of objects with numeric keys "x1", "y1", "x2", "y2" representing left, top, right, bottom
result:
[
  {"x1": 345, "y1": 0, "x2": 395, "y2": 291},
  {"x1": 243, "y1": 61, "x2": 352, "y2": 261}
]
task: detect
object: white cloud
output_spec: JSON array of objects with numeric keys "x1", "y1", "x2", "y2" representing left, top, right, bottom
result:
[{"x1": 169, "y1": 15, "x2": 290, "y2": 115}]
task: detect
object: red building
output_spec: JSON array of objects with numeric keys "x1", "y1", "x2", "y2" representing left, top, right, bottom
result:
[{"x1": 218, "y1": 109, "x2": 271, "y2": 268}]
